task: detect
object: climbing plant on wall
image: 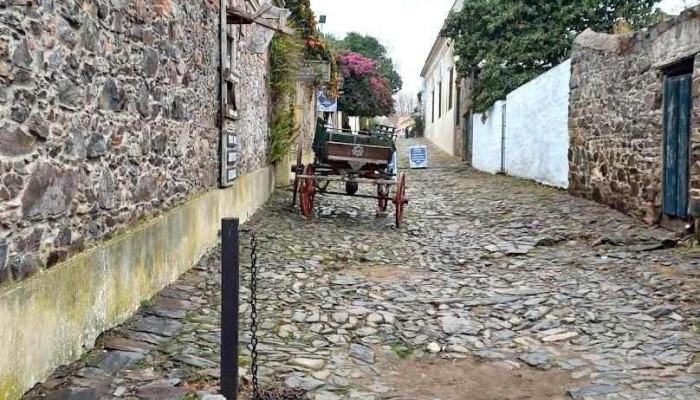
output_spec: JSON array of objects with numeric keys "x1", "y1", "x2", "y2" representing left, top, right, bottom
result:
[
  {"x1": 267, "y1": 1, "x2": 337, "y2": 164},
  {"x1": 285, "y1": 0, "x2": 332, "y2": 62},
  {"x1": 441, "y1": 0, "x2": 659, "y2": 113},
  {"x1": 267, "y1": 34, "x2": 304, "y2": 164}
]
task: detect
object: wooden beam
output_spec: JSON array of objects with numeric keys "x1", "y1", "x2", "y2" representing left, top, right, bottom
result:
[
  {"x1": 226, "y1": 6, "x2": 254, "y2": 24},
  {"x1": 226, "y1": 5, "x2": 295, "y2": 35},
  {"x1": 252, "y1": 1, "x2": 273, "y2": 19}
]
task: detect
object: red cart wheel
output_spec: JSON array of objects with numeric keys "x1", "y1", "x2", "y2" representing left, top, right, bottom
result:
[
  {"x1": 299, "y1": 164, "x2": 315, "y2": 218},
  {"x1": 393, "y1": 173, "x2": 407, "y2": 227},
  {"x1": 377, "y1": 185, "x2": 388, "y2": 212},
  {"x1": 291, "y1": 143, "x2": 304, "y2": 206}
]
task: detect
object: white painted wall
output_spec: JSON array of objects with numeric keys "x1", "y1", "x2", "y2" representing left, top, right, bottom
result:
[
  {"x1": 472, "y1": 101, "x2": 505, "y2": 174},
  {"x1": 334, "y1": 112, "x2": 361, "y2": 133},
  {"x1": 505, "y1": 59, "x2": 571, "y2": 188},
  {"x1": 422, "y1": 40, "x2": 458, "y2": 156}
]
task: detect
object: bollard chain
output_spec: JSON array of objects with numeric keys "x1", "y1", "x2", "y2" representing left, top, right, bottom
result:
[
  {"x1": 248, "y1": 232, "x2": 260, "y2": 399},
  {"x1": 246, "y1": 232, "x2": 306, "y2": 400}
]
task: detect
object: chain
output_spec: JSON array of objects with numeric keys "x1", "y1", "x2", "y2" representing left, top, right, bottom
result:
[
  {"x1": 248, "y1": 232, "x2": 260, "y2": 399},
  {"x1": 246, "y1": 232, "x2": 307, "y2": 400}
]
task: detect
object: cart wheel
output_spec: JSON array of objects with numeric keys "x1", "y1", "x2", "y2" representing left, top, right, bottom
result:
[
  {"x1": 299, "y1": 164, "x2": 315, "y2": 218},
  {"x1": 291, "y1": 143, "x2": 304, "y2": 207},
  {"x1": 393, "y1": 173, "x2": 407, "y2": 227},
  {"x1": 377, "y1": 185, "x2": 388, "y2": 212}
]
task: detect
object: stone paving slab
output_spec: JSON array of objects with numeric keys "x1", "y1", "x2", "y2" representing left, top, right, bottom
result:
[{"x1": 21, "y1": 138, "x2": 700, "y2": 400}]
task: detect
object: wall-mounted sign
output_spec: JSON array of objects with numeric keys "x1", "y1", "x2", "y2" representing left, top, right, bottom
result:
[
  {"x1": 409, "y1": 146, "x2": 428, "y2": 169},
  {"x1": 318, "y1": 91, "x2": 337, "y2": 112},
  {"x1": 299, "y1": 61, "x2": 331, "y2": 83}
]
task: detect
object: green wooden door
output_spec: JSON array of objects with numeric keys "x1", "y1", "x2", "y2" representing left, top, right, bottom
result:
[{"x1": 663, "y1": 73, "x2": 693, "y2": 217}]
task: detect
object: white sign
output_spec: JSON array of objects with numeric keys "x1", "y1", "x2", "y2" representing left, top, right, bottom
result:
[
  {"x1": 318, "y1": 91, "x2": 337, "y2": 112},
  {"x1": 389, "y1": 152, "x2": 398, "y2": 179},
  {"x1": 409, "y1": 146, "x2": 428, "y2": 169}
]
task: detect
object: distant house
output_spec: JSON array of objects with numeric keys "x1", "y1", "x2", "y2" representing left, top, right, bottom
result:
[
  {"x1": 419, "y1": 0, "x2": 470, "y2": 160},
  {"x1": 376, "y1": 114, "x2": 415, "y2": 138}
]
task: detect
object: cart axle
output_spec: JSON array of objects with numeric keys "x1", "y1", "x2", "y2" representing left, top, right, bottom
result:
[{"x1": 296, "y1": 175, "x2": 397, "y2": 186}]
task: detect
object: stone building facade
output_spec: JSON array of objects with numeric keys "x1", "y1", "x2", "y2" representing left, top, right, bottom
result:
[
  {"x1": 0, "y1": 0, "x2": 270, "y2": 286},
  {"x1": 455, "y1": 77, "x2": 472, "y2": 163},
  {"x1": 569, "y1": 8, "x2": 700, "y2": 225},
  {"x1": 0, "y1": 1, "x2": 289, "y2": 399}
]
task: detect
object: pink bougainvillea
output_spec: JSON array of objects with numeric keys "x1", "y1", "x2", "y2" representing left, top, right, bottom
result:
[
  {"x1": 337, "y1": 52, "x2": 394, "y2": 117},
  {"x1": 369, "y1": 75, "x2": 393, "y2": 111},
  {"x1": 338, "y1": 52, "x2": 377, "y2": 78}
]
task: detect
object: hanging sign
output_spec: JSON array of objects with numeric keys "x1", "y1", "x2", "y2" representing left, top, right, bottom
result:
[
  {"x1": 317, "y1": 91, "x2": 337, "y2": 113},
  {"x1": 299, "y1": 61, "x2": 331, "y2": 83},
  {"x1": 409, "y1": 146, "x2": 428, "y2": 169},
  {"x1": 247, "y1": 23, "x2": 275, "y2": 53}
]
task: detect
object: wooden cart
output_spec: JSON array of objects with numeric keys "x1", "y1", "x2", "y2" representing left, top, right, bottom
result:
[{"x1": 292, "y1": 122, "x2": 408, "y2": 227}]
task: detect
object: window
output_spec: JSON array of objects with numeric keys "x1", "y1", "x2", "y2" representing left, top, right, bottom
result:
[
  {"x1": 227, "y1": 35, "x2": 234, "y2": 71},
  {"x1": 221, "y1": 21, "x2": 240, "y2": 187},
  {"x1": 224, "y1": 26, "x2": 239, "y2": 120},
  {"x1": 438, "y1": 82, "x2": 442, "y2": 118},
  {"x1": 448, "y1": 68, "x2": 454, "y2": 110},
  {"x1": 226, "y1": 82, "x2": 238, "y2": 118},
  {"x1": 226, "y1": 26, "x2": 238, "y2": 74},
  {"x1": 455, "y1": 84, "x2": 461, "y2": 127},
  {"x1": 431, "y1": 91, "x2": 435, "y2": 123}
]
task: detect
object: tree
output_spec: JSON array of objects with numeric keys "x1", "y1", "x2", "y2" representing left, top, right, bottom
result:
[
  {"x1": 414, "y1": 115, "x2": 425, "y2": 135},
  {"x1": 395, "y1": 92, "x2": 416, "y2": 115},
  {"x1": 442, "y1": 0, "x2": 658, "y2": 113},
  {"x1": 338, "y1": 52, "x2": 394, "y2": 117},
  {"x1": 330, "y1": 32, "x2": 403, "y2": 94}
]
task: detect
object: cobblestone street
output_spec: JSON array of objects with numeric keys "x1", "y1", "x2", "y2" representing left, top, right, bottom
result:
[{"x1": 25, "y1": 138, "x2": 700, "y2": 400}]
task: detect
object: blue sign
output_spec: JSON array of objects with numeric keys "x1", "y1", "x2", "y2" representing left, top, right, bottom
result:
[
  {"x1": 318, "y1": 91, "x2": 338, "y2": 112},
  {"x1": 409, "y1": 146, "x2": 428, "y2": 169}
]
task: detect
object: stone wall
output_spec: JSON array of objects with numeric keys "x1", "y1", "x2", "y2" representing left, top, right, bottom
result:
[
  {"x1": 275, "y1": 82, "x2": 317, "y2": 187},
  {"x1": 453, "y1": 77, "x2": 471, "y2": 161},
  {"x1": 691, "y1": 51, "x2": 700, "y2": 208},
  {"x1": 0, "y1": 0, "x2": 270, "y2": 286},
  {"x1": 569, "y1": 8, "x2": 700, "y2": 224}
]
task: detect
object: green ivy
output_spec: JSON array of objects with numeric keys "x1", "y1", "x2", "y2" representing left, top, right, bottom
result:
[
  {"x1": 441, "y1": 0, "x2": 659, "y2": 114},
  {"x1": 270, "y1": 34, "x2": 303, "y2": 105},
  {"x1": 413, "y1": 114, "x2": 425, "y2": 136},
  {"x1": 268, "y1": 106, "x2": 300, "y2": 164},
  {"x1": 268, "y1": 34, "x2": 304, "y2": 165}
]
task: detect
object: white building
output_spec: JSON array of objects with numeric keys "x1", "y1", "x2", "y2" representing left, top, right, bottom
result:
[{"x1": 420, "y1": 0, "x2": 465, "y2": 157}]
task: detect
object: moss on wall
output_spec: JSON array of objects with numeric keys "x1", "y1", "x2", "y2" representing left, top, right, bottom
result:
[{"x1": 0, "y1": 166, "x2": 275, "y2": 400}]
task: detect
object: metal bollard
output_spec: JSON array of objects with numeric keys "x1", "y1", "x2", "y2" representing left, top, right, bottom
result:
[{"x1": 221, "y1": 218, "x2": 239, "y2": 400}]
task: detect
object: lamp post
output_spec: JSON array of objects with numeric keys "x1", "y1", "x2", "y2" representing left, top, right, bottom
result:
[{"x1": 318, "y1": 15, "x2": 326, "y2": 32}]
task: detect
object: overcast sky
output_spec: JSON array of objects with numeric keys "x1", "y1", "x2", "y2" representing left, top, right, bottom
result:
[{"x1": 311, "y1": 0, "x2": 697, "y2": 97}]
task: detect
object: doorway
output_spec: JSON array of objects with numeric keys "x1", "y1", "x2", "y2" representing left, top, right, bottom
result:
[{"x1": 662, "y1": 59, "x2": 694, "y2": 218}]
